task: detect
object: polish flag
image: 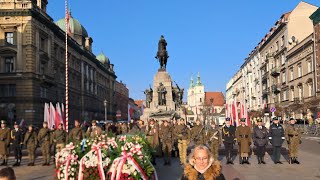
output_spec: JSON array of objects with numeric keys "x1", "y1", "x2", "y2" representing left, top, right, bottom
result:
[
  {"x1": 44, "y1": 103, "x2": 52, "y2": 129},
  {"x1": 50, "y1": 102, "x2": 56, "y2": 129},
  {"x1": 56, "y1": 103, "x2": 64, "y2": 130}
]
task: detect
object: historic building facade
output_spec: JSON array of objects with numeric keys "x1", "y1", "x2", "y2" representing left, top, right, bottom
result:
[{"x1": 0, "y1": 0, "x2": 123, "y2": 127}]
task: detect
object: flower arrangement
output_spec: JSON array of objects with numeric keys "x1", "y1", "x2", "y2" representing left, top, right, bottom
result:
[{"x1": 55, "y1": 134, "x2": 157, "y2": 180}]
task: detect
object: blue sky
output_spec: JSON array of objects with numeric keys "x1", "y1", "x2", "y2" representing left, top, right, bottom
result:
[{"x1": 47, "y1": 0, "x2": 320, "y2": 100}]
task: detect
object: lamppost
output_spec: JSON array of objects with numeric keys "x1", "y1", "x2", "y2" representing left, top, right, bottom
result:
[{"x1": 104, "y1": 100, "x2": 107, "y2": 123}]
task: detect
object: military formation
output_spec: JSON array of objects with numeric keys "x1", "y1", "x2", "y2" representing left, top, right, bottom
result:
[{"x1": 0, "y1": 115, "x2": 302, "y2": 167}]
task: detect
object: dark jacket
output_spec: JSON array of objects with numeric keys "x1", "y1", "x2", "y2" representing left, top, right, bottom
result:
[
  {"x1": 181, "y1": 161, "x2": 225, "y2": 180},
  {"x1": 221, "y1": 125, "x2": 236, "y2": 144},
  {"x1": 253, "y1": 126, "x2": 268, "y2": 147},
  {"x1": 11, "y1": 129, "x2": 23, "y2": 145},
  {"x1": 268, "y1": 123, "x2": 285, "y2": 146}
]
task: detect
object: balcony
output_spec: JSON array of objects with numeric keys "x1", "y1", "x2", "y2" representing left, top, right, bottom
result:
[
  {"x1": 293, "y1": 97, "x2": 304, "y2": 104},
  {"x1": 270, "y1": 67, "x2": 280, "y2": 77},
  {"x1": 271, "y1": 84, "x2": 281, "y2": 94}
]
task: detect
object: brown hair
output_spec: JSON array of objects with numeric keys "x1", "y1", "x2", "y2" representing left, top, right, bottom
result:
[{"x1": 0, "y1": 167, "x2": 16, "y2": 180}]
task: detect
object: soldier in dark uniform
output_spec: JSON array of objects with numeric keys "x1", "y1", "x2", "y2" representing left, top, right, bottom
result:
[
  {"x1": 268, "y1": 117, "x2": 285, "y2": 164},
  {"x1": 285, "y1": 118, "x2": 302, "y2": 164},
  {"x1": 24, "y1": 125, "x2": 37, "y2": 166},
  {"x1": 222, "y1": 118, "x2": 236, "y2": 164},
  {"x1": 253, "y1": 118, "x2": 268, "y2": 164},
  {"x1": 190, "y1": 119, "x2": 205, "y2": 146},
  {"x1": 38, "y1": 122, "x2": 51, "y2": 166},
  {"x1": 236, "y1": 118, "x2": 252, "y2": 164},
  {"x1": 159, "y1": 119, "x2": 173, "y2": 166},
  {"x1": 68, "y1": 119, "x2": 84, "y2": 145},
  {"x1": 11, "y1": 122, "x2": 23, "y2": 166},
  {"x1": 0, "y1": 120, "x2": 10, "y2": 166}
]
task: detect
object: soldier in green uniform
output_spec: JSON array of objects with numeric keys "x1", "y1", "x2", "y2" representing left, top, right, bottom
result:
[
  {"x1": 0, "y1": 120, "x2": 10, "y2": 166},
  {"x1": 24, "y1": 125, "x2": 37, "y2": 166},
  {"x1": 190, "y1": 119, "x2": 205, "y2": 146},
  {"x1": 285, "y1": 118, "x2": 302, "y2": 164},
  {"x1": 38, "y1": 122, "x2": 51, "y2": 166},
  {"x1": 206, "y1": 121, "x2": 221, "y2": 161},
  {"x1": 173, "y1": 118, "x2": 189, "y2": 165},
  {"x1": 11, "y1": 122, "x2": 23, "y2": 166},
  {"x1": 52, "y1": 123, "x2": 67, "y2": 154},
  {"x1": 236, "y1": 118, "x2": 252, "y2": 164},
  {"x1": 86, "y1": 120, "x2": 102, "y2": 138},
  {"x1": 159, "y1": 119, "x2": 173, "y2": 166},
  {"x1": 68, "y1": 119, "x2": 84, "y2": 145},
  {"x1": 146, "y1": 119, "x2": 160, "y2": 165}
]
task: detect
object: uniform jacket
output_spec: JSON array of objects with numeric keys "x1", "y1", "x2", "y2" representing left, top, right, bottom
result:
[
  {"x1": 268, "y1": 123, "x2": 285, "y2": 146},
  {"x1": 181, "y1": 161, "x2": 225, "y2": 180},
  {"x1": 191, "y1": 125, "x2": 205, "y2": 145},
  {"x1": 205, "y1": 127, "x2": 221, "y2": 145},
  {"x1": 253, "y1": 125, "x2": 268, "y2": 147},
  {"x1": 0, "y1": 128, "x2": 10, "y2": 155},
  {"x1": 52, "y1": 129, "x2": 67, "y2": 144},
  {"x1": 11, "y1": 128, "x2": 23, "y2": 145},
  {"x1": 68, "y1": 127, "x2": 84, "y2": 145},
  {"x1": 221, "y1": 125, "x2": 236, "y2": 144},
  {"x1": 174, "y1": 124, "x2": 189, "y2": 141},
  {"x1": 146, "y1": 124, "x2": 160, "y2": 148},
  {"x1": 235, "y1": 125, "x2": 252, "y2": 153},
  {"x1": 24, "y1": 131, "x2": 37, "y2": 148},
  {"x1": 159, "y1": 125, "x2": 173, "y2": 143},
  {"x1": 285, "y1": 124, "x2": 301, "y2": 144},
  {"x1": 86, "y1": 126, "x2": 102, "y2": 138}
]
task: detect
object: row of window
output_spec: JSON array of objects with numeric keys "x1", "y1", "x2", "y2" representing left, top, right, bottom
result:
[{"x1": 0, "y1": 84, "x2": 16, "y2": 97}]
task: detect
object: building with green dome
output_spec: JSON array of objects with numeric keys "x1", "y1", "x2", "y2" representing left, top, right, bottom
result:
[{"x1": 0, "y1": 0, "x2": 128, "y2": 127}]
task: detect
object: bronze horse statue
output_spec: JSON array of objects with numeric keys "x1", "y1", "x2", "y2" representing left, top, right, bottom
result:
[{"x1": 155, "y1": 35, "x2": 169, "y2": 69}]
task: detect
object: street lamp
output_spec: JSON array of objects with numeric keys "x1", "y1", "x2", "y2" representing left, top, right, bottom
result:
[{"x1": 104, "y1": 100, "x2": 108, "y2": 123}]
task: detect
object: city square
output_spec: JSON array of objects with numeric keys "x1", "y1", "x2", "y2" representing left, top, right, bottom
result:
[{"x1": 0, "y1": 0, "x2": 320, "y2": 180}]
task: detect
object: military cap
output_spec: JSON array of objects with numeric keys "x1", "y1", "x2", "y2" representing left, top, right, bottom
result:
[
  {"x1": 256, "y1": 118, "x2": 263, "y2": 123},
  {"x1": 43, "y1": 121, "x2": 48, "y2": 125},
  {"x1": 14, "y1": 121, "x2": 18, "y2": 125},
  {"x1": 91, "y1": 120, "x2": 97, "y2": 123},
  {"x1": 225, "y1": 117, "x2": 231, "y2": 121},
  {"x1": 272, "y1": 117, "x2": 279, "y2": 121},
  {"x1": 149, "y1": 119, "x2": 155, "y2": 123},
  {"x1": 240, "y1": 118, "x2": 246, "y2": 122},
  {"x1": 1, "y1": 120, "x2": 7, "y2": 124},
  {"x1": 289, "y1": 117, "x2": 295, "y2": 121}
]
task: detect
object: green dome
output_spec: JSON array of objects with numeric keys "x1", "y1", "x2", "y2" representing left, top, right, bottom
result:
[
  {"x1": 96, "y1": 52, "x2": 110, "y2": 64},
  {"x1": 55, "y1": 14, "x2": 88, "y2": 38}
]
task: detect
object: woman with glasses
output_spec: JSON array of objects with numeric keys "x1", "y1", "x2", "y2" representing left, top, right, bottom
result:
[{"x1": 181, "y1": 145, "x2": 225, "y2": 180}]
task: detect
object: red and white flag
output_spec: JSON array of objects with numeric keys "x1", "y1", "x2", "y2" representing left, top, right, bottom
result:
[
  {"x1": 50, "y1": 102, "x2": 56, "y2": 129},
  {"x1": 44, "y1": 103, "x2": 52, "y2": 129}
]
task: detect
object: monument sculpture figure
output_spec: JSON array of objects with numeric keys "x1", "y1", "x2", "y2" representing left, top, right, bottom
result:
[
  {"x1": 155, "y1": 35, "x2": 169, "y2": 69},
  {"x1": 144, "y1": 86, "x2": 153, "y2": 108},
  {"x1": 157, "y1": 82, "x2": 167, "y2": 105}
]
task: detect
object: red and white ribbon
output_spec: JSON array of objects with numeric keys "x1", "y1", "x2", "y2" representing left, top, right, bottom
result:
[
  {"x1": 109, "y1": 151, "x2": 149, "y2": 180},
  {"x1": 78, "y1": 142, "x2": 107, "y2": 180},
  {"x1": 56, "y1": 143, "x2": 78, "y2": 180}
]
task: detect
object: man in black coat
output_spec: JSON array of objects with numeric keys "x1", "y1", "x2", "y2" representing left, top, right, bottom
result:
[
  {"x1": 222, "y1": 118, "x2": 236, "y2": 164},
  {"x1": 253, "y1": 118, "x2": 268, "y2": 164},
  {"x1": 11, "y1": 122, "x2": 23, "y2": 166},
  {"x1": 268, "y1": 117, "x2": 285, "y2": 164}
]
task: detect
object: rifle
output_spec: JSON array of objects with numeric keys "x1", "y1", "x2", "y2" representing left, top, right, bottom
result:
[
  {"x1": 194, "y1": 126, "x2": 204, "y2": 142},
  {"x1": 209, "y1": 130, "x2": 219, "y2": 142},
  {"x1": 39, "y1": 129, "x2": 50, "y2": 146}
]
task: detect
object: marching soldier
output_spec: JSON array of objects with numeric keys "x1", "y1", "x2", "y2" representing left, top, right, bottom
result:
[
  {"x1": 86, "y1": 120, "x2": 102, "y2": 138},
  {"x1": 159, "y1": 119, "x2": 173, "y2": 166},
  {"x1": 206, "y1": 121, "x2": 221, "y2": 161},
  {"x1": 52, "y1": 123, "x2": 67, "y2": 153},
  {"x1": 146, "y1": 119, "x2": 160, "y2": 165},
  {"x1": 222, "y1": 118, "x2": 236, "y2": 164},
  {"x1": 285, "y1": 118, "x2": 302, "y2": 164},
  {"x1": 190, "y1": 119, "x2": 205, "y2": 146},
  {"x1": 11, "y1": 122, "x2": 23, "y2": 166},
  {"x1": 24, "y1": 125, "x2": 37, "y2": 166},
  {"x1": 69, "y1": 119, "x2": 84, "y2": 145},
  {"x1": 268, "y1": 117, "x2": 285, "y2": 164},
  {"x1": 236, "y1": 118, "x2": 252, "y2": 164},
  {"x1": 253, "y1": 118, "x2": 268, "y2": 164},
  {"x1": 38, "y1": 122, "x2": 51, "y2": 166},
  {"x1": 173, "y1": 118, "x2": 189, "y2": 165},
  {"x1": 0, "y1": 121, "x2": 10, "y2": 166}
]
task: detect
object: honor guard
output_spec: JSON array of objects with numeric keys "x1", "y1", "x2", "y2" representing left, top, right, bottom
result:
[
  {"x1": 146, "y1": 119, "x2": 160, "y2": 165},
  {"x1": 173, "y1": 118, "x2": 189, "y2": 165},
  {"x1": 0, "y1": 121, "x2": 10, "y2": 166},
  {"x1": 11, "y1": 122, "x2": 23, "y2": 166},
  {"x1": 86, "y1": 120, "x2": 102, "y2": 138},
  {"x1": 285, "y1": 118, "x2": 302, "y2": 164},
  {"x1": 159, "y1": 119, "x2": 173, "y2": 166},
  {"x1": 222, "y1": 118, "x2": 236, "y2": 164},
  {"x1": 38, "y1": 122, "x2": 51, "y2": 166},
  {"x1": 268, "y1": 117, "x2": 285, "y2": 164},
  {"x1": 236, "y1": 118, "x2": 252, "y2": 164},
  {"x1": 253, "y1": 118, "x2": 268, "y2": 164},
  {"x1": 206, "y1": 121, "x2": 221, "y2": 161},
  {"x1": 69, "y1": 120, "x2": 84, "y2": 145},
  {"x1": 190, "y1": 119, "x2": 205, "y2": 146},
  {"x1": 52, "y1": 123, "x2": 67, "y2": 153},
  {"x1": 24, "y1": 125, "x2": 37, "y2": 166}
]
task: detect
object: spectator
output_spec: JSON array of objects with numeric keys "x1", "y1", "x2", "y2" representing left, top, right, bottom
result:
[{"x1": 0, "y1": 167, "x2": 16, "y2": 180}]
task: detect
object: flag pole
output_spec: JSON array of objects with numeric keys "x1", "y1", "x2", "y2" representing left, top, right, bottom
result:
[{"x1": 65, "y1": 0, "x2": 69, "y2": 132}]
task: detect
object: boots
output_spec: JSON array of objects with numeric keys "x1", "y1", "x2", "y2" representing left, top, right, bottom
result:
[
  {"x1": 261, "y1": 156, "x2": 266, "y2": 164},
  {"x1": 245, "y1": 157, "x2": 250, "y2": 164},
  {"x1": 17, "y1": 158, "x2": 21, "y2": 166},
  {"x1": 0, "y1": 160, "x2": 5, "y2": 166},
  {"x1": 240, "y1": 157, "x2": 244, "y2": 164},
  {"x1": 13, "y1": 159, "x2": 19, "y2": 166},
  {"x1": 289, "y1": 157, "x2": 293, "y2": 164},
  {"x1": 294, "y1": 157, "x2": 300, "y2": 164},
  {"x1": 258, "y1": 157, "x2": 261, "y2": 164}
]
